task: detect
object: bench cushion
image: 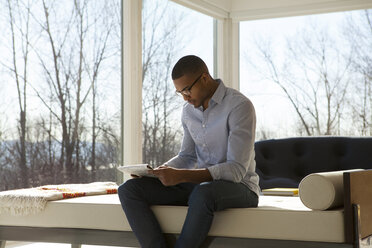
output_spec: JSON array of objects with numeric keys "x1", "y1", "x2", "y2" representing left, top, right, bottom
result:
[{"x1": 0, "y1": 194, "x2": 345, "y2": 243}]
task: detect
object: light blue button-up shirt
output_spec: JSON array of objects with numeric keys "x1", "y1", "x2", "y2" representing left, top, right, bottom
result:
[{"x1": 166, "y1": 80, "x2": 260, "y2": 196}]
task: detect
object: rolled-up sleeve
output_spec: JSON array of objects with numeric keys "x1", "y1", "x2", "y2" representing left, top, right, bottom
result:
[{"x1": 207, "y1": 100, "x2": 256, "y2": 183}]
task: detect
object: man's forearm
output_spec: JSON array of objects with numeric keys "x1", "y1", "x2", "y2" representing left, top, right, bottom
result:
[
  {"x1": 150, "y1": 167, "x2": 213, "y2": 186},
  {"x1": 178, "y1": 168, "x2": 213, "y2": 184}
]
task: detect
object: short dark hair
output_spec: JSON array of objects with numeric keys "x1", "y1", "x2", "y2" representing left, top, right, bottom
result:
[{"x1": 171, "y1": 55, "x2": 208, "y2": 80}]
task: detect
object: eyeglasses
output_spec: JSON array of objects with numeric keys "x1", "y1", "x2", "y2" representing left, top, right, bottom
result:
[{"x1": 175, "y1": 73, "x2": 203, "y2": 97}]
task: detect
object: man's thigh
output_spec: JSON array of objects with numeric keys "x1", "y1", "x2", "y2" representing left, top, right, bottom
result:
[
  {"x1": 122, "y1": 177, "x2": 196, "y2": 206},
  {"x1": 191, "y1": 180, "x2": 258, "y2": 211}
]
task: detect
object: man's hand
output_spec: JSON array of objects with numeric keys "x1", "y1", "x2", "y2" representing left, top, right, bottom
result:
[
  {"x1": 148, "y1": 166, "x2": 183, "y2": 186},
  {"x1": 148, "y1": 165, "x2": 213, "y2": 186}
]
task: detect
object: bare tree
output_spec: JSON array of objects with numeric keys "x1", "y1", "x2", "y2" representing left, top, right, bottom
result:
[
  {"x1": 83, "y1": 1, "x2": 117, "y2": 181},
  {"x1": 28, "y1": 0, "x2": 118, "y2": 182},
  {"x1": 142, "y1": 0, "x2": 186, "y2": 166},
  {"x1": 344, "y1": 10, "x2": 372, "y2": 136},
  {"x1": 32, "y1": 0, "x2": 86, "y2": 181},
  {"x1": 5, "y1": 0, "x2": 34, "y2": 188},
  {"x1": 0, "y1": 0, "x2": 121, "y2": 190},
  {"x1": 247, "y1": 21, "x2": 352, "y2": 136}
]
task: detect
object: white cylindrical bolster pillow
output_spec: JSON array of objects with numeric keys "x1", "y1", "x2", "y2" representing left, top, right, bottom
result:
[{"x1": 299, "y1": 169, "x2": 363, "y2": 210}]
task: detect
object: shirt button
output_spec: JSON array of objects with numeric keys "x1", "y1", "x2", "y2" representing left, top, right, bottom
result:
[
  {"x1": 202, "y1": 124, "x2": 206, "y2": 128},
  {"x1": 203, "y1": 144, "x2": 206, "y2": 147}
]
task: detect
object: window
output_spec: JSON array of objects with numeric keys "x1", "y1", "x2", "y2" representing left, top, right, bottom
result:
[
  {"x1": 240, "y1": 9, "x2": 372, "y2": 140},
  {"x1": 141, "y1": 0, "x2": 214, "y2": 167},
  {"x1": 0, "y1": 0, "x2": 121, "y2": 190}
]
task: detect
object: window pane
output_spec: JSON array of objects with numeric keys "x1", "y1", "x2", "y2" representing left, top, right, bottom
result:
[
  {"x1": 142, "y1": 0, "x2": 214, "y2": 167},
  {"x1": 240, "y1": 9, "x2": 372, "y2": 139},
  {"x1": 0, "y1": 0, "x2": 121, "y2": 190}
]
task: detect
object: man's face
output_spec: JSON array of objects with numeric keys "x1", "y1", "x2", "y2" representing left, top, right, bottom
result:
[{"x1": 173, "y1": 73, "x2": 205, "y2": 108}]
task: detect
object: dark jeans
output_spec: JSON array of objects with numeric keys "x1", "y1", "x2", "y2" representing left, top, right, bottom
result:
[{"x1": 118, "y1": 177, "x2": 258, "y2": 248}]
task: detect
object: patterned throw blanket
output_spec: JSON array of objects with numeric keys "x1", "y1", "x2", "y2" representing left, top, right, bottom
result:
[{"x1": 0, "y1": 182, "x2": 118, "y2": 216}]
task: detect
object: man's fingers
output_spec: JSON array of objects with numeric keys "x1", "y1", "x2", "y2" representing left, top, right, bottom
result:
[
  {"x1": 158, "y1": 165, "x2": 166, "y2": 169},
  {"x1": 155, "y1": 164, "x2": 169, "y2": 169}
]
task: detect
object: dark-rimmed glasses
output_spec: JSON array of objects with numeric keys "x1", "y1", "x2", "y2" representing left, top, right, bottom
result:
[{"x1": 175, "y1": 73, "x2": 203, "y2": 97}]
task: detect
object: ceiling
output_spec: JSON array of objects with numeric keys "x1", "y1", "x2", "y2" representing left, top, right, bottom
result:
[{"x1": 171, "y1": 0, "x2": 372, "y2": 21}]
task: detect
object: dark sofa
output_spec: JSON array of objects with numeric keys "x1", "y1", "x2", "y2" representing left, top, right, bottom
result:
[{"x1": 254, "y1": 136, "x2": 372, "y2": 189}]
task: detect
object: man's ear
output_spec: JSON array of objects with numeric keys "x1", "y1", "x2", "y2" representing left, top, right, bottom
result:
[{"x1": 201, "y1": 73, "x2": 211, "y2": 85}]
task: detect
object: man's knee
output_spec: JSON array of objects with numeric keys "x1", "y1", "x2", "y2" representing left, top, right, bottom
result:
[
  {"x1": 188, "y1": 182, "x2": 215, "y2": 211},
  {"x1": 118, "y1": 179, "x2": 140, "y2": 202}
]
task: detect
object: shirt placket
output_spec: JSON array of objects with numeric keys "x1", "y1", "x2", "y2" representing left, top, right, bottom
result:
[{"x1": 201, "y1": 108, "x2": 211, "y2": 162}]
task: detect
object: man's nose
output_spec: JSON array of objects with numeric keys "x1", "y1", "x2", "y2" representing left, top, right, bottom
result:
[{"x1": 182, "y1": 94, "x2": 190, "y2": 101}]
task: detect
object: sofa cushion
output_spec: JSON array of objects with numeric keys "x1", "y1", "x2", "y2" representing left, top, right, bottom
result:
[{"x1": 255, "y1": 137, "x2": 372, "y2": 189}]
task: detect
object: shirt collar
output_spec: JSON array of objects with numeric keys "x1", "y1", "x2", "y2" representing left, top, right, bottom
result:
[{"x1": 210, "y1": 79, "x2": 226, "y2": 105}]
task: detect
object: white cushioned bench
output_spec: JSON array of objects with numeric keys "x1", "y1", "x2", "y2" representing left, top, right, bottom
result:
[
  {"x1": 1, "y1": 170, "x2": 371, "y2": 248},
  {"x1": 0, "y1": 194, "x2": 346, "y2": 247}
]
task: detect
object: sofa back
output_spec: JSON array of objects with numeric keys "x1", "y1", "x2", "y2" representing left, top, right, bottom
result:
[{"x1": 254, "y1": 137, "x2": 372, "y2": 189}]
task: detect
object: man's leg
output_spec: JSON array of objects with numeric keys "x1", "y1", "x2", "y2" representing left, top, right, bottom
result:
[
  {"x1": 175, "y1": 180, "x2": 258, "y2": 248},
  {"x1": 118, "y1": 177, "x2": 195, "y2": 248}
]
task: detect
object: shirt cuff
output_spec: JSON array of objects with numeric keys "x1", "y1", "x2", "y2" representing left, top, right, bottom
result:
[{"x1": 207, "y1": 165, "x2": 221, "y2": 180}]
